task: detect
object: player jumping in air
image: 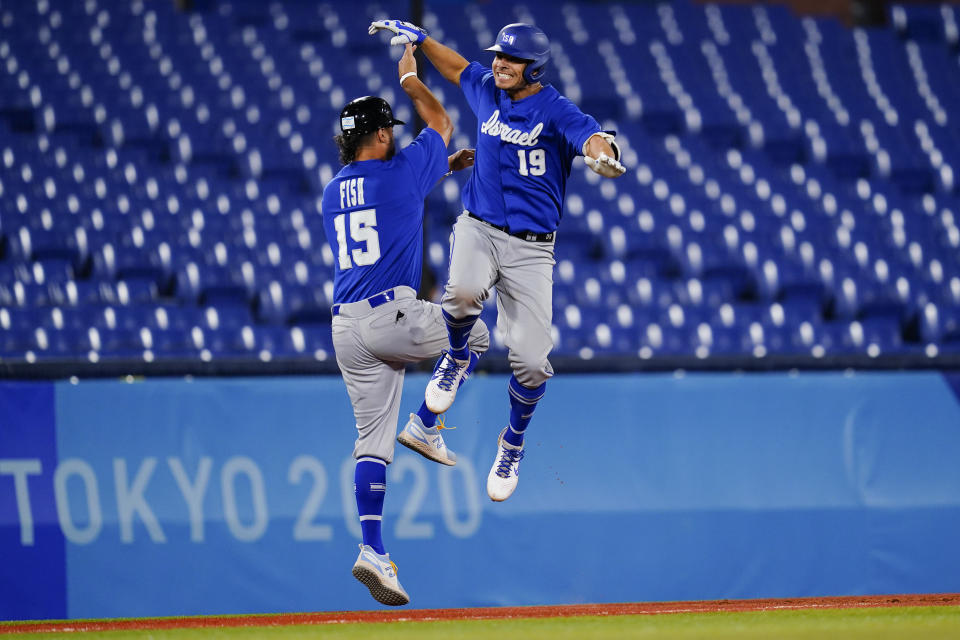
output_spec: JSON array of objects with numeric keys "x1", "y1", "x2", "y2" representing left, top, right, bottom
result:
[
  {"x1": 369, "y1": 21, "x2": 626, "y2": 501},
  {"x1": 322, "y1": 44, "x2": 489, "y2": 606}
]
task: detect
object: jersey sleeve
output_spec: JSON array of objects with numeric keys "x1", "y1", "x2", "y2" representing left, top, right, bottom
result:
[
  {"x1": 554, "y1": 97, "x2": 603, "y2": 157},
  {"x1": 459, "y1": 61, "x2": 493, "y2": 116},
  {"x1": 399, "y1": 127, "x2": 450, "y2": 199}
]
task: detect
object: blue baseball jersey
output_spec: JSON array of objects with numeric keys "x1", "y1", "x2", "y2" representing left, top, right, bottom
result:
[
  {"x1": 321, "y1": 127, "x2": 448, "y2": 304},
  {"x1": 459, "y1": 61, "x2": 602, "y2": 234}
]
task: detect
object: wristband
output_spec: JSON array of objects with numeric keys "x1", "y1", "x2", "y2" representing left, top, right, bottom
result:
[{"x1": 400, "y1": 71, "x2": 418, "y2": 86}]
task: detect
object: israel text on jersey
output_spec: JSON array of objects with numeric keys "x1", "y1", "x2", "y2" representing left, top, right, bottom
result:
[{"x1": 479, "y1": 110, "x2": 544, "y2": 147}]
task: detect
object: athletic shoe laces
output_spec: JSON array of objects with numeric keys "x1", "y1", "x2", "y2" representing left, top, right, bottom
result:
[
  {"x1": 495, "y1": 446, "x2": 524, "y2": 478},
  {"x1": 432, "y1": 352, "x2": 463, "y2": 391}
]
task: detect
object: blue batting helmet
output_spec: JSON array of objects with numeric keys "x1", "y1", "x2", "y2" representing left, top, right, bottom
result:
[{"x1": 485, "y1": 23, "x2": 551, "y2": 84}]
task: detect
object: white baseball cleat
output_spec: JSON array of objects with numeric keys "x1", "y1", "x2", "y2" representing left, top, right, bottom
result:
[
  {"x1": 486, "y1": 427, "x2": 525, "y2": 502},
  {"x1": 424, "y1": 351, "x2": 469, "y2": 414},
  {"x1": 351, "y1": 544, "x2": 410, "y2": 606},
  {"x1": 397, "y1": 413, "x2": 457, "y2": 466}
]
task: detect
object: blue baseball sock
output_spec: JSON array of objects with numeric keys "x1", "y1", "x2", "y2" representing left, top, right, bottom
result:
[
  {"x1": 416, "y1": 402, "x2": 437, "y2": 428},
  {"x1": 443, "y1": 309, "x2": 479, "y2": 361},
  {"x1": 418, "y1": 351, "x2": 481, "y2": 425},
  {"x1": 505, "y1": 375, "x2": 546, "y2": 448},
  {"x1": 354, "y1": 457, "x2": 387, "y2": 555}
]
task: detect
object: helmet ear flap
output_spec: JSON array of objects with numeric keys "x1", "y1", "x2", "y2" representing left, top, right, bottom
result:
[{"x1": 524, "y1": 63, "x2": 546, "y2": 84}]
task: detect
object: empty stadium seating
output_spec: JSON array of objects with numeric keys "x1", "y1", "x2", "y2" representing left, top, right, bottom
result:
[{"x1": 1, "y1": 0, "x2": 959, "y2": 367}]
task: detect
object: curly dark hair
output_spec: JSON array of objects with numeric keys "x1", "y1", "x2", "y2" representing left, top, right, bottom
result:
[{"x1": 334, "y1": 131, "x2": 377, "y2": 165}]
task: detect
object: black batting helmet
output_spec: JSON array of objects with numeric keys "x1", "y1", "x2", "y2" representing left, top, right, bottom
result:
[{"x1": 339, "y1": 96, "x2": 405, "y2": 139}]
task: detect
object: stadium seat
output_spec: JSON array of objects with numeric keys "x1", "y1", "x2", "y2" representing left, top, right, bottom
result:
[{"x1": 0, "y1": 0, "x2": 958, "y2": 366}]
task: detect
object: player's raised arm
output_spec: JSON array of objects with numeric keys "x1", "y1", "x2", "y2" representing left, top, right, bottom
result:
[
  {"x1": 397, "y1": 44, "x2": 453, "y2": 145},
  {"x1": 369, "y1": 19, "x2": 468, "y2": 86},
  {"x1": 418, "y1": 37, "x2": 469, "y2": 86}
]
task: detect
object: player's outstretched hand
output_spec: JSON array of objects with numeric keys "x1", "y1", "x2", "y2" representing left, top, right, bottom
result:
[
  {"x1": 368, "y1": 19, "x2": 428, "y2": 46},
  {"x1": 448, "y1": 149, "x2": 475, "y2": 172},
  {"x1": 585, "y1": 152, "x2": 626, "y2": 178}
]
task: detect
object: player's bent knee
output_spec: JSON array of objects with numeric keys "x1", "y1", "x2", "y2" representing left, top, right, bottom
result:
[{"x1": 441, "y1": 283, "x2": 487, "y2": 318}]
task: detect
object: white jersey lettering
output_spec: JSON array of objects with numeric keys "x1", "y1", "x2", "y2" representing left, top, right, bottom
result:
[
  {"x1": 480, "y1": 110, "x2": 543, "y2": 147},
  {"x1": 340, "y1": 177, "x2": 366, "y2": 208}
]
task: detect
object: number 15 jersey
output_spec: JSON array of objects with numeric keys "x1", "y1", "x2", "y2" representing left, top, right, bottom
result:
[
  {"x1": 321, "y1": 128, "x2": 448, "y2": 304},
  {"x1": 459, "y1": 61, "x2": 602, "y2": 235}
]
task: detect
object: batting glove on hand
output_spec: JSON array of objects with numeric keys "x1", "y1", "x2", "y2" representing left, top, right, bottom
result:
[
  {"x1": 368, "y1": 20, "x2": 428, "y2": 46},
  {"x1": 585, "y1": 152, "x2": 626, "y2": 178}
]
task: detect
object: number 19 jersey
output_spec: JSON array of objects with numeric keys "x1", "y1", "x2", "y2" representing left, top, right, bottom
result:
[
  {"x1": 459, "y1": 61, "x2": 602, "y2": 235},
  {"x1": 321, "y1": 128, "x2": 449, "y2": 304}
]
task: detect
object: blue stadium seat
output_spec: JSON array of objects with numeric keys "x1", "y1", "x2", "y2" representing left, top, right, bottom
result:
[{"x1": 0, "y1": 0, "x2": 958, "y2": 365}]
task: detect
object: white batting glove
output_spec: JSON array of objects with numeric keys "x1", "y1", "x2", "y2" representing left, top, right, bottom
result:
[
  {"x1": 368, "y1": 20, "x2": 428, "y2": 46},
  {"x1": 585, "y1": 152, "x2": 626, "y2": 178},
  {"x1": 599, "y1": 132, "x2": 622, "y2": 162}
]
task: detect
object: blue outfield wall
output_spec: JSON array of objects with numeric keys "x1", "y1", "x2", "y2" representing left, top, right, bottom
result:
[{"x1": 1, "y1": 371, "x2": 960, "y2": 620}]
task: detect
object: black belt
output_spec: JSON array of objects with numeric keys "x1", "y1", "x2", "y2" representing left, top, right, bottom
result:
[
  {"x1": 467, "y1": 212, "x2": 555, "y2": 243},
  {"x1": 332, "y1": 289, "x2": 396, "y2": 316}
]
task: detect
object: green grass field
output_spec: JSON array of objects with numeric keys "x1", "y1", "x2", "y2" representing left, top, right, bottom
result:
[{"x1": 5, "y1": 606, "x2": 960, "y2": 640}]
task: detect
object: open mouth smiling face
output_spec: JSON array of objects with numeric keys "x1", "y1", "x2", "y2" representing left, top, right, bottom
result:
[{"x1": 493, "y1": 52, "x2": 531, "y2": 90}]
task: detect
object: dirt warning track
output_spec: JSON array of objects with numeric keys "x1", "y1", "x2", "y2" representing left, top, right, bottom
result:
[{"x1": 3, "y1": 593, "x2": 958, "y2": 634}]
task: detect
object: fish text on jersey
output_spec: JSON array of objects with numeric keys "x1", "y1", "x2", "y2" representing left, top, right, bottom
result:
[
  {"x1": 480, "y1": 110, "x2": 543, "y2": 147},
  {"x1": 340, "y1": 177, "x2": 365, "y2": 208}
]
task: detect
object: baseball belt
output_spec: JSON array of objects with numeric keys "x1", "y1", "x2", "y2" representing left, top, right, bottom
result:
[
  {"x1": 331, "y1": 288, "x2": 397, "y2": 317},
  {"x1": 466, "y1": 211, "x2": 555, "y2": 243}
]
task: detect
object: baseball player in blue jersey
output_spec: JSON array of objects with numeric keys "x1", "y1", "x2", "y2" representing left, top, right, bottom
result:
[
  {"x1": 369, "y1": 21, "x2": 626, "y2": 502},
  {"x1": 322, "y1": 44, "x2": 489, "y2": 606}
]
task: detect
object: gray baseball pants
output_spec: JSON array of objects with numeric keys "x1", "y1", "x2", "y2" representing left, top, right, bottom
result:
[
  {"x1": 332, "y1": 285, "x2": 490, "y2": 463},
  {"x1": 441, "y1": 213, "x2": 556, "y2": 388}
]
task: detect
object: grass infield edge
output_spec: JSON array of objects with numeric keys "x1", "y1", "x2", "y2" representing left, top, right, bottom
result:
[{"x1": 2, "y1": 593, "x2": 959, "y2": 634}]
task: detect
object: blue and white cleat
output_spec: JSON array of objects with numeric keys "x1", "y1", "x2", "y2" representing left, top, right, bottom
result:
[
  {"x1": 424, "y1": 351, "x2": 469, "y2": 414},
  {"x1": 397, "y1": 413, "x2": 457, "y2": 466},
  {"x1": 351, "y1": 544, "x2": 410, "y2": 606},
  {"x1": 486, "y1": 427, "x2": 524, "y2": 502}
]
